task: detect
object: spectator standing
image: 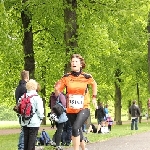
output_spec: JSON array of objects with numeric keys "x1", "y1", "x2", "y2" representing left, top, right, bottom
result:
[
  {"x1": 50, "y1": 82, "x2": 67, "y2": 150},
  {"x1": 15, "y1": 70, "x2": 29, "y2": 150},
  {"x1": 104, "y1": 104, "x2": 109, "y2": 118},
  {"x1": 61, "y1": 120, "x2": 72, "y2": 146},
  {"x1": 48, "y1": 92, "x2": 56, "y2": 129},
  {"x1": 21, "y1": 79, "x2": 44, "y2": 150},
  {"x1": 95, "y1": 102, "x2": 106, "y2": 124},
  {"x1": 129, "y1": 100, "x2": 140, "y2": 130}
]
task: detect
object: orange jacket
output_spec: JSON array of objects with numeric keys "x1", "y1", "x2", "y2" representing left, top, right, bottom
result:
[{"x1": 57, "y1": 72, "x2": 96, "y2": 113}]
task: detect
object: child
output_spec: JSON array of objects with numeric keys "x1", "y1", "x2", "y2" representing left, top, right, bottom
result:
[{"x1": 106, "y1": 116, "x2": 113, "y2": 131}]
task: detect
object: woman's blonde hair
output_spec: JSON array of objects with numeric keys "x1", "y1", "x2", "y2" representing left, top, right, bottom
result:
[
  {"x1": 70, "y1": 54, "x2": 86, "y2": 69},
  {"x1": 26, "y1": 79, "x2": 37, "y2": 91}
]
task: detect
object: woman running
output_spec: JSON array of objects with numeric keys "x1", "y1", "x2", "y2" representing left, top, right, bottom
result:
[{"x1": 55, "y1": 54, "x2": 97, "y2": 150}]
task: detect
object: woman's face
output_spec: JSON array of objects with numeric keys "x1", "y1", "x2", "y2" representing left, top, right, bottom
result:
[{"x1": 71, "y1": 57, "x2": 82, "y2": 72}]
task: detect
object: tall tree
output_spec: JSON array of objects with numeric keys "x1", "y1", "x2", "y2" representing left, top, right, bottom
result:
[
  {"x1": 114, "y1": 69, "x2": 122, "y2": 125},
  {"x1": 148, "y1": 12, "x2": 150, "y2": 94},
  {"x1": 147, "y1": 12, "x2": 150, "y2": 116},
  {"x1": 1, "y1": 0, "x2": 150, "y2": 124},
  {"x1": 64, "y1": 0, "x2": 78, "y2": 73},
  {"x1": 21, "y1": 0, "x2": 35, "y2": 78}
]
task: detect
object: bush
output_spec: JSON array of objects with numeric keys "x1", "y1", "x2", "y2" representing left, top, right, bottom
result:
[{"x1": 0, "y1": 106, "x2": 18, "y2": 121}]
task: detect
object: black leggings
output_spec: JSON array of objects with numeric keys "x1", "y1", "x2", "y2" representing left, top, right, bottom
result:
[{"x1": 67, "y1": 108, "x2": 90, "y2": 141}]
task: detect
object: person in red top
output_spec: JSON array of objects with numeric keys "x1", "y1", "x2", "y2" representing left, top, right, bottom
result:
[{"x1": 55, "y1": 54, "x2": 97, "y2": 150}]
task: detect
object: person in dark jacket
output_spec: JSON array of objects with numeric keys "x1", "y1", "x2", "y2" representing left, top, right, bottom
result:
[
  {"x1": 129, "y1": 100, "x2": 140, "y2": 130},
  {"x1": 15, "y1": 70, "x2": 29, "y2": 104},
  {"x1": 15, "y1": 70, "x2": 29, "y2": 150},
  {"x1": 49, "y1": 82, "x2": 67, "y2": 150},
  {"x1": 95, "y1": 102, "x2": 106, "y2": 125},
  {"x1": 48, "y1": 92, "x2": 56, "y2": 128}
]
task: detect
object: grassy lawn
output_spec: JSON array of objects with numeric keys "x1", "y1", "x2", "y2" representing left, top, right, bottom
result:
[
  {"x1": 85, "y1": 122, "x2": 150, "y2": 143},
  {"x1": 0, "y1": 121, "x2": 150, "y2": 150}
]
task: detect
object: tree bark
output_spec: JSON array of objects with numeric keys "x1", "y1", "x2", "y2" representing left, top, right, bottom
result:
[
  {"x1": 136, "y1": 83, "x2": 142, "y2": 123},
  {"x1": 41, "y1": 66, "x2": 46, "y2": 125},
  {"x1": 147, "y1": 12, "x2": 150, "y2": 93},
  {"x1": 21, "y1": 0, "x2": 47, "y2": 124},
  {"x1": 64, "y1": 0, "x2": 78, "y2": 73},
  {"x1": 128, "y1": 100, "x2": 131, "y2": 120},
  {"x1": 21, "y1": 0, "x2": 35, "y2": 79},
  {"x1": 114, "y1": 69, "x2": 122, "y2": 125}
]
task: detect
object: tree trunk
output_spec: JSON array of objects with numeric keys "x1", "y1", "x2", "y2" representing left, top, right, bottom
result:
[
  {"x1": 114, "y1": 69, "x2": 122, "y2": 125},
  {"x1": 114, "y1": 103, "x2": 116, "y2": 121},
  {"x1": 147, "y1": 12, "x2": 150, "y2": 93},
  {"x1": 21, "y1": 0, "x2": 35, "y2": 79},
  {"x1": 128, "y1": 100, "x2": 131, "y2": 120},
  {"x1": 41, "y1": 66, "x2": 46, "y2": 125},
  {"x1": 64, "y1": 0, "x2": 78, "y2": 73},
  {"x1": 136, "y1": 83, "x2": 142, "y2": 123},
  {"x1": 147, "y1": 12, "x2": 150, "y2": 120},
  {"x1": 148, "y1": 99, "x2": 150, "y2": 118}
]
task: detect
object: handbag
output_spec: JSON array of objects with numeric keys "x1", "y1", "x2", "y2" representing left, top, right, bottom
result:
[
  {"x1": 52, "y1": 103, "x2": 64, "y2": 116},
  {"x1": 57, "y1": 112, "x2": 68, "y2": 123},
  {"x1": 52, "y1": 94, "x2": 68, "y2": 123}
]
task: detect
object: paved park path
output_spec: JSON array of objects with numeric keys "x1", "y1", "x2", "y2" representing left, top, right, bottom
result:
[{"x1": 65, "y1": 131, "x2": 150, "y2": 150}]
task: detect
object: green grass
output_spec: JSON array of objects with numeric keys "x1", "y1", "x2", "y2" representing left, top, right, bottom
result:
[
  {"x1": 0, "y1": 130, "x2": 56, "y2": 150},
  {"x1": 0, "y1": 121, "x2": 20, "y2": 129},
  {"x1": 0, "y1": 121, "x2": 150, "y2": 150},
  {"x1": 85, "y1": 122, "x2": 150, "y2": 143}
]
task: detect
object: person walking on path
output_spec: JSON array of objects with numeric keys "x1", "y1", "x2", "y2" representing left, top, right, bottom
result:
[
  {"x1": 55, "y1": 54, "x2": 97, "y2": 150},
  {"x1": 129, "y1": 100, "x2": 140, "y2": 130},
  {"x1": 15, "y1": 70, "x2": 29, "y2": 150}
]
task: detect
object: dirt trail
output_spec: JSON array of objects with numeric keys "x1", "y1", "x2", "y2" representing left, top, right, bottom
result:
[
  {"x1": 0, "y1": 126, "x2": 54, "y2": 135},
  {"x1": 0, "y1": 119, "x2": 148, "y2": 135}
]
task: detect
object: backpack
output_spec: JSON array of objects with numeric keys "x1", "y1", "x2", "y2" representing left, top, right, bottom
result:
[
  {"x1": 14, "y1": 93, "x2": 37, "y2": 121},
  {"x1": 39, "y1": 130, "x2": 51, "y2": 146}
]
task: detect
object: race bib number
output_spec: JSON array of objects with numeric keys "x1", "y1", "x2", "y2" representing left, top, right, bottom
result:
[{"x1": 69, "y1": 94, "x2": 84, "y2": 109}]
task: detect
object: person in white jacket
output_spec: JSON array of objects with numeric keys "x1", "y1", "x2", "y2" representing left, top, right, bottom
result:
[{"x1": 20, "y1": 79, "x2": 44, "y2": 150}]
